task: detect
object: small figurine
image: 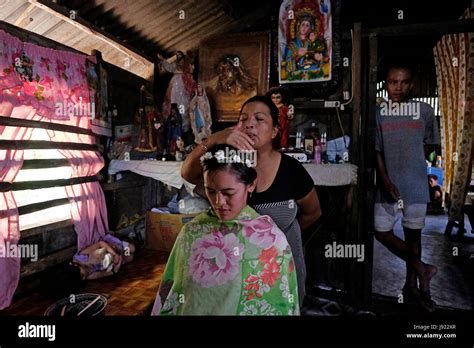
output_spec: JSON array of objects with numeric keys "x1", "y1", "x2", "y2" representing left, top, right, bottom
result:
[
  {"x1": 266, "y1": 87, "x2": 293, "y2": 149},
  {"x1": 157, "y1": 51, "x2": 195, "y2": 136},
  {"x1": 189, "y1": 83, "x2": 212, "y2": 144},
  {"x1": 175, "y1": 137, "x2": 185, "y2": 161},
  {"x1": 135, "y1": 85, "x2": 158, "y2": 152},
  {"x1": 165, "y1": 103, "x2": 183, "y2": 155}
]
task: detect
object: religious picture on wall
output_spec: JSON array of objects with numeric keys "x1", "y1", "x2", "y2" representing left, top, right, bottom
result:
[
  {"x1": 86, "y1": 57, "x2": 112, "y2": 136},
  {"x1": 279, "y1": 0, "x2": 332, "y2": 84},
  {"x1": 98, "y1": 64, "x2": 109, "y2": 121},
  {"x1": 189, "y1": 83, "x2": 212, "y2": 144},
  {"x1": 199, "y1": 32, "x2": 270, "y2": 122}
]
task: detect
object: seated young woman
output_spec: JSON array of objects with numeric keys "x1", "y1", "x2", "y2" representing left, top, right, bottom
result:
[{"x1": 151, "y1": 144, "x2": 299, "y2": 315}]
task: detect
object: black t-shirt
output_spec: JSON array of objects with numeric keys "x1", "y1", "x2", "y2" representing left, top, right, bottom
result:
[
  {"x1": 429, "y1": 185, "x2": 442, "y2": 202},
  {"x1": 249, "y1": 153, "x2": 314, "y2": 206}
]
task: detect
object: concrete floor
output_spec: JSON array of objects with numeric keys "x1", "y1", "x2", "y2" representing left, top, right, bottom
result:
[{"x1": 372, "y1": 213, "x2": 474, "y2": 310}]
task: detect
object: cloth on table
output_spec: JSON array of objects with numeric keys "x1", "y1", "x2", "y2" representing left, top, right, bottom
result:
[
  {"x1": 303, "y1": 163, "x2": 358, "y2": 186},
  {"x1": 108, "y1": 159, "x2": 183, "y2": 188}
]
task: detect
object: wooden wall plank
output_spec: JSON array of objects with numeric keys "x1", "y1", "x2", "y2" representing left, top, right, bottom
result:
[
  {"x1": 20, "y1": 219, "x2": 73, "y2": 239},
  {"x1": 0, "y1": 175, "x2": 98, "y2": 192},
  {"x1": 0, "y1": 116, "x2": 94, "y2": 136},
  {"x1": 21, "y1": 159, "x2": 70, "y2": 169},
  {"x1": 0, "y1": 140, "x2": 98, "y2": 151},
  {"x1": 20, "y1": 246, "x2": 77, "y2": 278},
  {"x1": 18, "y1": 198, "x2": 70, "y2": 215}
]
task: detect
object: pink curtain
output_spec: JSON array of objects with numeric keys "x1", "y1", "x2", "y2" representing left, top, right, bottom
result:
[
  {"x1": 46, "y1": 115, "x2": 108, "y2": 249},
  {"x1": 0, "y1": 102, "x2": 37, "y2": 309},
  {"x1": 0, "y1": 29, "x2": 107, "y2": 309}
]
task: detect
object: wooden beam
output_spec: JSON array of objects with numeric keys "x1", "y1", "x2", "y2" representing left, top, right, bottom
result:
[
  {"x1": 351, "y1": 23, "x2": 362, "y2": 166},
  {"x1": 364, "y1": 19, "x2": 474, "y2": 37},
  {"x1": 0, "y1": 116, "x2": 94, "y2": 136},
  {"x1": 0, "y1": 175, "x2": 98, "y2": 192},
  {"x1": 0, "y1": 20, "x2": 81, "y2": 54},
  {"x1": 20, "y1": 219, "x2": 73, "y2": 239},
  {"x1": 0, "y1": 140, "x2": 98, "y2": 151},
  {"x1": 21, "y1": 159, "x2": 70, "y2": 169},
  {"x1": 29, "y1": 0, "x2": 154, "y2": 64},
  {"x1": 361, "y1": 34, "x2": 379, "y2": 306},
  {"x1": 14, "y1": 3, "x2": 36, "y2": 27},
  {"x1": 348, "y1": 23, "x2": 364, "y2": 306},
  {"x1": 20, "y1": 246, "x2": 77, "y2": 278}
]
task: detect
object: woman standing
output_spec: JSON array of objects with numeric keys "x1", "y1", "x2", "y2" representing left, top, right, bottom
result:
[{"x1": 181, "y1": 96, "x2": 321, "y2": 305}]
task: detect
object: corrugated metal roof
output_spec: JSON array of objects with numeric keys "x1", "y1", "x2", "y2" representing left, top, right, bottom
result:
[{"x1": 0, "y1": 0, "x2": 272, "y2": 78}]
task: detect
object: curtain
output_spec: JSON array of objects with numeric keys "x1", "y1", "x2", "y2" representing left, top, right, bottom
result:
[
  {"x1": 46, "y1": 115, "x2": 108, "y2": 249},
  {"x1": 433, "y1": 8, "x2": 474, "y2": 222},
  {"x1": 0, "y1": 103, "x2": 38, "y2": 309},
  {"x1": 0, "y1": 29, "x2": 108, "y2": 309}
]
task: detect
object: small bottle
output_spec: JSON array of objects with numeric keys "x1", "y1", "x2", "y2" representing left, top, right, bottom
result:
[
  {"x1": 314, "y1": 138, "x2": 321, "y2": 164},
  {"x1": 436, "y1": 155, "x2": 442, "y2": 168},
  {"x1": 321, "y1": 132, "x2": 327, "y2": 154},
  {"x1": 304, "y1": 133, "x2": 315, "y2": 156},
  {"x1": 295, "y1": 131, "x2": 301, "y2": 149}
]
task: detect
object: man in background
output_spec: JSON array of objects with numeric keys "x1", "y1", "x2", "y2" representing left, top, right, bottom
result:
[{"x1": 374, "y1": 61, "x2": 439, "y2": 312}]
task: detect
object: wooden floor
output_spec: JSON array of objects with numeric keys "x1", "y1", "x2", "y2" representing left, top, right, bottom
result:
[
  {"x1": 2, "y1": 249, "x2": 169, "y2": 316},
  {"x1": 373, "y1": 214, "x2": 474, "y2": 310}
]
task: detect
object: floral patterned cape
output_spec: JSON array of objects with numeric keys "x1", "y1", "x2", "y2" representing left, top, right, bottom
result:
[{"x1": 151, "y1": 206, "x2": 300, "y2": 315}]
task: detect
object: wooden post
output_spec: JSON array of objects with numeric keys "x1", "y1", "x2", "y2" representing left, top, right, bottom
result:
[
  {"x1": 346, "y1": 22, "x2": 365, "y2": 305},
  {"x1": 361, "y1": 33, "x2": 378, "y2": 305}
]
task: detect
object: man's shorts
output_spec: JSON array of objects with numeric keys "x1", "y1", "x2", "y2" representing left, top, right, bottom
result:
[{"x1": 374, "y1": 202, "x2": 427, "y2": 232}]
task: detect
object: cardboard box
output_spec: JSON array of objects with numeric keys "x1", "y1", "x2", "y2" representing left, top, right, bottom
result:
[{"x1": 146, "y1": 211, "x2": 197, "y2": 252}]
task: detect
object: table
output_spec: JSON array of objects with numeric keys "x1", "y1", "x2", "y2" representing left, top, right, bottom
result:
[{"x1": 109, "y1": 159, "x2": 358, "y2": 188}]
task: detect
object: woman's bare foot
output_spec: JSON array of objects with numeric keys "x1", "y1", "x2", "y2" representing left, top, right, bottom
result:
[{"x1": 419, "y1": 264, "x2": 437, "y2": 292}]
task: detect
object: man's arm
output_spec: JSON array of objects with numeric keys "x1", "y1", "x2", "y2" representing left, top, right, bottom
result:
[{"x1": 376, "y1": 151, "x2": 400, "y2": 202}]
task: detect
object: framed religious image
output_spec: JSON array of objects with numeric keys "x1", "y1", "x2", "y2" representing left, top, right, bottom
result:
[
  {"x1": 86, "y1": 54, "x2": 112, "y2": 136},
  {"x1": 278, "y1": 0, "x2": 333, "y2": 84},
  {"x1": 199, "y1": 32, "x2": 270, "y2": 122}
]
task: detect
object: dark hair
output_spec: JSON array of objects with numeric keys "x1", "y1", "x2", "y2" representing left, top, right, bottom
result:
[
  {"x1": 201, "y1": 144, "x2": 257, "y2": 186},
  {"x1": 428, "y1": 174, "x2": 438, "y2": 180},
  {"x1": 382, "y1": 58, "x2": 416, "y2": 81},
  {"x1": 240, "y1": 95, "x2": 280, "y2": 127},
  {"x1": 265, "y1": 87, "x2": 290, "y2": 105}
]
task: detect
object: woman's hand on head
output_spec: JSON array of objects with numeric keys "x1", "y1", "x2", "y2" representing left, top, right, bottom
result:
[{"x1": 207, "y1": 122, "x2": 254, "y2": 151}]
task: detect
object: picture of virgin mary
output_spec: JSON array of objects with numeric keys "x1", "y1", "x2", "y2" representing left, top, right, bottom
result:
[{"x1": 279, "y1": 0, "x2": 332, "y2": 83}]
